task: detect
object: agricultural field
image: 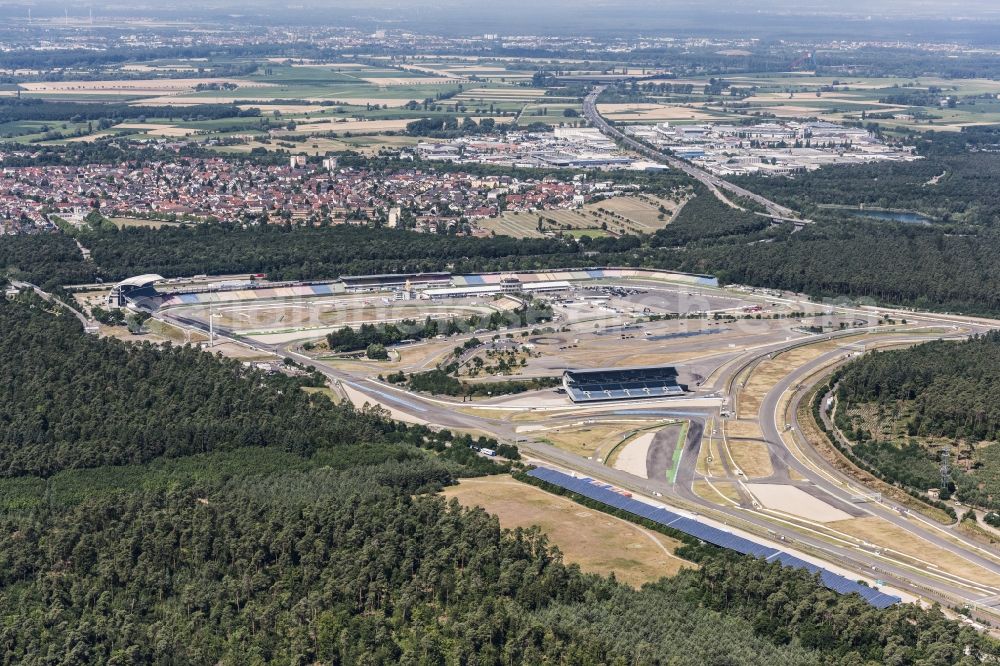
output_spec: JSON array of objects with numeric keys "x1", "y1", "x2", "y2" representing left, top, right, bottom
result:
[
  {"x1": 18, "y1": 78, "x2": 276, "y2": 99},
  {"x1": 615, "y1": 72, "x2": 1000, "y2": 130},
  {"x1": 1, "y1": 54, "x2": 660, "y2": 157},
  {"x1": 3, "y1": 55, "x2": 598, "y2": 153}
]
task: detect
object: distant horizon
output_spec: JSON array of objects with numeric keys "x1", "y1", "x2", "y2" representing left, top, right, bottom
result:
[{"x1": 3, "y1": 1, "x2": 1000, "y2": 44}]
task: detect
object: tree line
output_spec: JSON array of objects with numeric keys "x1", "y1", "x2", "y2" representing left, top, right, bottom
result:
[{"x1": 0, "y1": 97, "x2": 259, "y2": 124}]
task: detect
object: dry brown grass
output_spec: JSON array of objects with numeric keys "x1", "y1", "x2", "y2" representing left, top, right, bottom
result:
[
  {"x1": 957, "y1": 520, "x2": 1000, "y2": 548},
  {"x1": 724, "y1": 419, "x2": 764, "y2": 440},
  {"x1": 541, "y1": 423, "x2": 644, "y2": 459},
  {"x1": 443, "y1": 476, "x2": 693, "y2": 586},
  {"x1": 146, "y1": 319, "x2": 208, "y2": 344},
  {"x1": 693, "y1": 480, "x2": 742, "y2": 505},
  {"x1": 739, "y1": 339, "x2": 847, "y2": 416},
  {"x1": 827, "y1": 516, "x2": 1000, "y2": 587},
  {"x1": 727, "y1": 439, "x2": 774, "y2": 478},
  {"x1": 696, "y1": 427, "x2": 729, "y2": 478}
]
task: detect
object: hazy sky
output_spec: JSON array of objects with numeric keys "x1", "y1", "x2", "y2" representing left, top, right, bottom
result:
[{"x1": 5, "y1": 0, "x2": 1000, "y2": 41}]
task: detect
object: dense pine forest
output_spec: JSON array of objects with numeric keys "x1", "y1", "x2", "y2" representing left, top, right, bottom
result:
[
  {"x1": 732, "y1": 147, "x2": 1000, "y2": 226},
  {"x1": 834, "y1": 332, "x2": 1000, "y2": 509},
  {"x1": 0, "y1": 292, "x2": 994, "y2": 663},
  {"x1": 837, "y1": 332, "x2": 1000, "y2": 443}
]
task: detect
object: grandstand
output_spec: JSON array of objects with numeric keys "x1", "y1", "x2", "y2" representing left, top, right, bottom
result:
[
  {"x1": 340, "y1": 272, "x2": 451, "y2": 292},
  {"x1": 527, "y1": 467, "x2": 901, "y2": 609},
  {"x1": 563, "y1": 365, "x2": 684, "y2": 403},
  {"x1": 107, "y1": 274, "x2": 164, "y2": 307}
]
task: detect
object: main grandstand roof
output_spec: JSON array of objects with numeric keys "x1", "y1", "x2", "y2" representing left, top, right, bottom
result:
[
  {"x1": 340, "y1": 272, "x2": 450, "y2": 286},
  {"x1": 113, "y1": 274, "x2": 165, "y2": 290}
]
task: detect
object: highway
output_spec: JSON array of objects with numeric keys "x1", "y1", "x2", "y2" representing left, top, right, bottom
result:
[{"x1": 582, "y1": 87, "x2": 807, "y2": 222}]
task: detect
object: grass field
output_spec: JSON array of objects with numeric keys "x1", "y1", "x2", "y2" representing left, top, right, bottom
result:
[
  {"x1": 696, "y1": 426, "x2": 729, "y2": 478},
  {"x1": 478, "y1": 194, "x2": 684, "y2": 238},
  {"x1": 693, "y1": 480, "x2": 742, "y2": 505},
  {"x1": 726, "y1": 438, "x2": 774, "y2": 478},
  {"x1": 562, "y1": 228, "x2": 611, "y2": 239},
  {"x1": 443, "y1": 475, "x2": 693, "y2": 586},
  {"x1": 827, "y1": 516, "x2": 1000, "y2": 587},
  {"x1": 216, "y1": 134, "x2": 422, "y2": 157},
  {"x1": 739, "y1": 338, "x2": 853, "y2": 417},
  {"x1": 538, "y1": 421, "x2": 656, "y2": 460}
]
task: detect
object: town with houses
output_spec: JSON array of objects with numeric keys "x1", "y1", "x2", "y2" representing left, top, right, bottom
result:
[
  {"x1": 0, "y1": 154, "x2": 636, "y2": 235},
  {"x1": 1, "y1": 113, "x2": 919, "y2": 236}
]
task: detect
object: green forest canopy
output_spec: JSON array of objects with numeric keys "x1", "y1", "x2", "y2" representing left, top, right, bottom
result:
[
  {"x1": 834, "y1": 332, "x2": 1000, "y2": 509},
  {"x1": 837, "y1": 332, "x2": 1000, "y2": 443}
]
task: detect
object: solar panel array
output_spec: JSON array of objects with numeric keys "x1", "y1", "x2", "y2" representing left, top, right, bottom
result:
[
  {"x1": 527, "y1": 467, "x2": 901, "y2": 609},
  {"x1": 564, "y1": 366, "x2": 684, "y2": 403}
]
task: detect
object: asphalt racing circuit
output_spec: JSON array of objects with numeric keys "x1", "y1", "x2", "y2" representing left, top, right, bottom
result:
[{"x1": 103, "y1": 268, "x2": 1000, "y2": 624}]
